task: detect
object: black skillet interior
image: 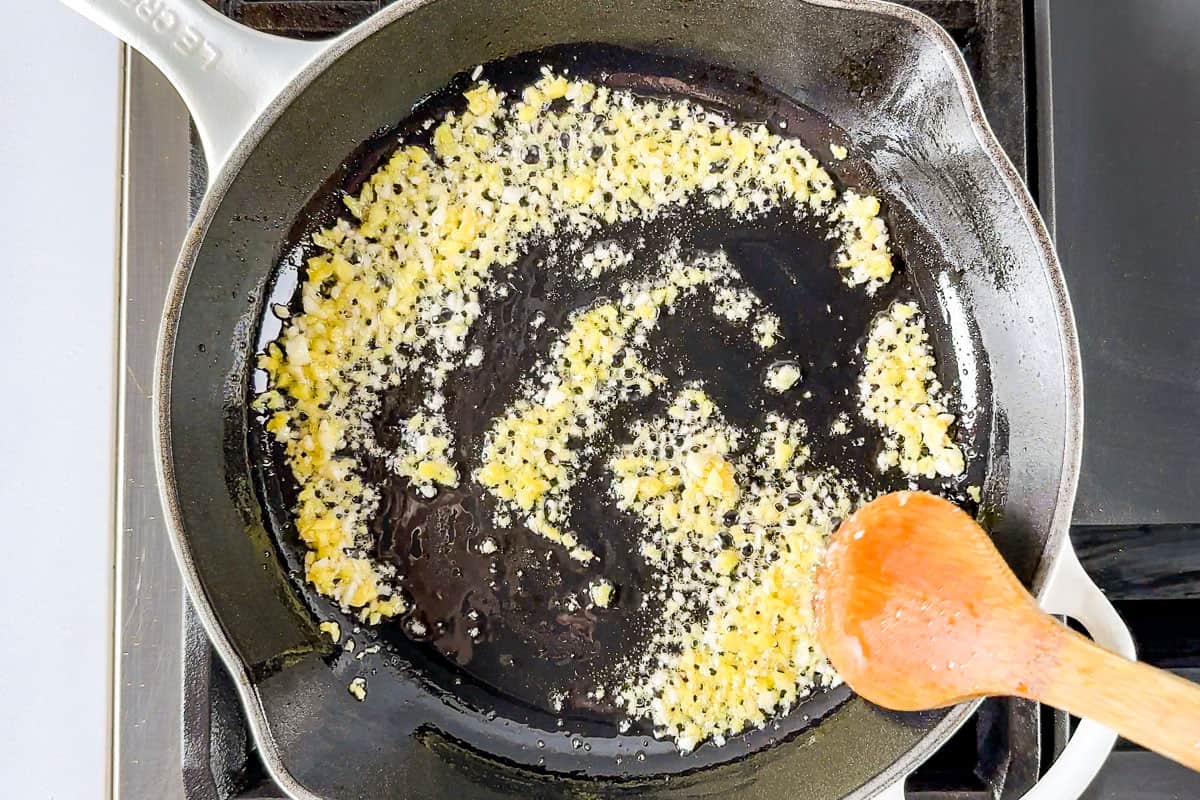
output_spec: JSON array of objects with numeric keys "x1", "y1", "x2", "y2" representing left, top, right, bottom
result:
[
  {"x1": 164, "y1": 2, "x2": 1073, "y2": 798},
  {"x1": 248, "y1": 38, "x2": 991, "y2": 781}
]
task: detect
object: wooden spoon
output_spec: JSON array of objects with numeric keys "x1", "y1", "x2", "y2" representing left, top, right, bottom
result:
[{"x1": 815, "y1": 490, "x2": 1200, "y2": 772}]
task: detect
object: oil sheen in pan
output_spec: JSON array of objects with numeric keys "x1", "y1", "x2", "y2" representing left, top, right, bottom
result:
[{"x1": 250, "y1": 43, "x2": 988, "y2": 773}]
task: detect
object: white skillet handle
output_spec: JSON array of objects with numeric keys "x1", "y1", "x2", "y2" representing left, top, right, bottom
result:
[
  {"x1": 874, "y1": 777, "x2": 908, "y2": 800},
  {"x1": 874, "y1": 545, "x2": 1133, "y2": 800},
  {"x1": 1018, "y1": 543, "x2": 1134, "y2": 799},
  {"x1": 60, "y1": 0, "x2": 325, "y2": 182}
]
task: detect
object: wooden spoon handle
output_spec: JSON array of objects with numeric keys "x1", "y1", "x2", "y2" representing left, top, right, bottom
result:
[{"x1": 1033, "y1": 625, "x2": 1200, "y2": 771}]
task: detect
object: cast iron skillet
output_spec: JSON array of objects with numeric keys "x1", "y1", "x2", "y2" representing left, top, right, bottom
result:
[{"x1": 66, "y1": 0, "x2": 1133, "y2": 798}]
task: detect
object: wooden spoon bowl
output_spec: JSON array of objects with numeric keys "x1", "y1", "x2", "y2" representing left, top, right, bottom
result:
[{"x1": 816, "y1": 491, "x2": 1200, "y2": 771}]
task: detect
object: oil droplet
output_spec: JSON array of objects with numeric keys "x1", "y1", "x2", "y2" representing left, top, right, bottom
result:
[
  {"x1": 537, "y1": 757, "x2": 545, "y2": 766},
  {"x1": 636, "y1": 751, "x2": 646, "y2": 762},
  {"x1": 536, "y1": 739, "x2": 545, "y2": 749},
  {"x1": 571, "y1": 737, "x2": 583, "y2": 749},
  {"x1": 584, "y1": 742, "x2": 592, "y2": 752}
]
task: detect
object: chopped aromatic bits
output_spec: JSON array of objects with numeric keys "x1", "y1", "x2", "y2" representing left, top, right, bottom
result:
[
  {"x1": 711, "y1": 283, "x2": 785, "y2": 348},
  {"x1": 765, "y1": 362, "x2": 803, "y2": 393},
  {"x1": 477, "y1": 247, "x2": 774, "y2": 560},
  {"x1": 252, "y1": 67, "x2": 916, "y2": 750},
  {"x1": 258, "y1": 70, "x2": 892, "y2": 621},
  {"x1": 610, "y1": 387, "x2": 852, "y2": 751},
  {"x1": 861, "y1": 302, "x2": 966, "y2": 478},
  {"x1": 577, "y1": 239, "x2": 634, "y2": 280},
  {"x1": 319, "y1": 620, "x2": 341, "y2": 643},
  {"x1": 588, "y1": 579, "x2": 616, "y2": 608},
  {"x1": 830, "y1": 191, "x2": 893, "y2": 292},
  {"x1": 752, "y1": 314, "x2": 782, "y2": 349}
]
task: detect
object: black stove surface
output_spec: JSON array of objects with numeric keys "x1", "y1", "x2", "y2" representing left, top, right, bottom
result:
[
  {"x1": 183, "y1": 1, "x2": 1200, "y2": 798},
  {"x1": 1049, "y1": 0, "x2": 1200, "y2": 526},
  {"x1": 1049, "y1": 1, "x2": 1200, "y2": 798}
]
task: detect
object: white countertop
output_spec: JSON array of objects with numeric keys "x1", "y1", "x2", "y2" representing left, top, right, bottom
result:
[{"x1": 0, "y1": 4, "x2": 120, "y2": 798}]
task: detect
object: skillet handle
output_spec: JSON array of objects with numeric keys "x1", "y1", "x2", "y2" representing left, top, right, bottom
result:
[
  {"x1": 59, "y1": 0, "x2": 325, "y2": 182},
  {"x1": 872, "y1": 545, "x2": 1132, "y2": 800},
  {"x1": 873, "y1": 779, "x2": 908, "y2": 800},
  {"x1": 1016, "y1": 543, "x2": 1135, "y2": 799}
]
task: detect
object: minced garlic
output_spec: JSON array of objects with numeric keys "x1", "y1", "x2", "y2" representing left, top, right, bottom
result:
[
  {"x1": 318, "y1": 620, "x2": 341, "y2": 644},
  {"x1": 765, "y1": 362, "x2": 802, "y2": 392},
  {"x1": 611, "y1": 387, "x2": 742, "y2": 549},
  {"x1": 256, "y1": 70, "x2": 893, "y2": 622},
  {"x1": 752, "y1": 313, "x2": 783, "y2": 349},
  {"x1": 830, "y1": 412, "x2": 851, "y2": 436},
  {"x1": 711, "y1": 283, "x2": 780, "y2": 340},
  {"x1": 476, "y1": 250, "x2": 744, "y2": 559},
  {"x1": 611, "y1": 387, "x2": 852, "y2": 751},
  {"x1": 831, "y1": 191, "x2": 893, "y2": 292},
  {"x1": 588, "y1": 579, "x2": 615, "y2": 608},
  {"x1": 861, "y1": 301, "x2": 965, "y2": 478},
  {"x1": 577, "y1": 240, "x2": 633, "y2": 280}
]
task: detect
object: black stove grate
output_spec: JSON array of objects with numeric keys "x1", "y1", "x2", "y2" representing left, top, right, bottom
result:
[{"x1": 187, "y1": 2, "x2": 1056, "y2": 798}]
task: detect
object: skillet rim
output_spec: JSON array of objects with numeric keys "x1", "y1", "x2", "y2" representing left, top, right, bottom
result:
[{"x1": 151, "y1": 1, "x2": 1083, "y2": 797}]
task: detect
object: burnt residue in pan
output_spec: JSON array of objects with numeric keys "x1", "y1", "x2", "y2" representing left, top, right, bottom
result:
[{"x1": 249, "y1": 42, "x2": 989, "y2": 769}]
